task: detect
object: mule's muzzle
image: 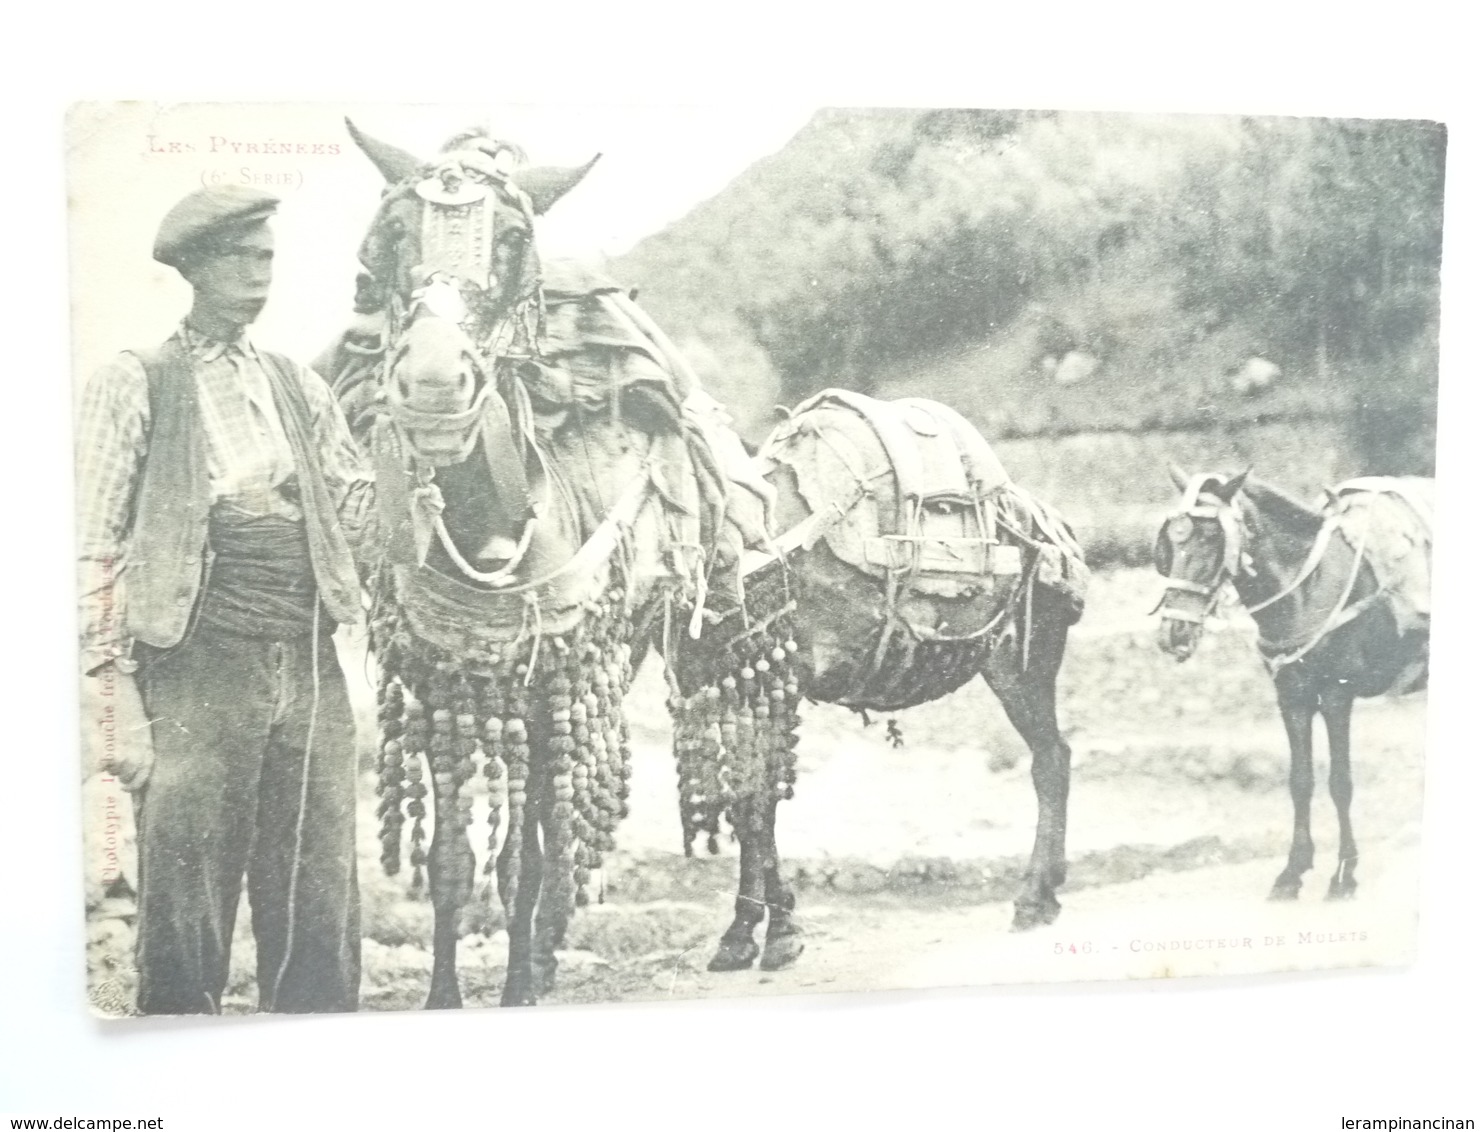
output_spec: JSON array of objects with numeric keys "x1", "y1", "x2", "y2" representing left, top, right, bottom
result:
[
  {"x1": 389, "y1": 315, "x2": 487, "y2": 464},
  {"x1": 1157, "y1": 614, "x2": 1204, "y2": 662}
]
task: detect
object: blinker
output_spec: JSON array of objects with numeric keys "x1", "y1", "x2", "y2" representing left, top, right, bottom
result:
[{"x1": 1153, "y1": 528, "x2": 1174, "y2": 577}]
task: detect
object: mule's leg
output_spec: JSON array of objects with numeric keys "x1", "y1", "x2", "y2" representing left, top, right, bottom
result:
[
  {"x1": 708, "y1": 792, "x2": 765, "y2": 971},
  {"x1": 759, "y1": 792, "x2": 805, "y2": 972},
  {"x1": 421, "y1": 813, "x2": 471, "y2": 1008},
  {"x1": 984, "y1": 588, "x2": 1074, "y2": 930},
  {"x1": 1270, "y1": 673, "x2": 1319, "y2": 900},
  {"x1": 1320, "y1": 687, "x2": 1359, "y2": 899},
  {"x1": 499, "y1": 795, "x2": 546, "y2": 1007},
  {"x1": 532, "y1": 801, "x2": 576, "y2": 998},
  {"x1": 425, "y1": 771, "x2": 476, "y2": 1010}
]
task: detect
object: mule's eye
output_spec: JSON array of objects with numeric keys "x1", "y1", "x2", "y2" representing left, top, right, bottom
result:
[{"x1": 1167, "y1": 515, "x2": 1195, "y2": 543}]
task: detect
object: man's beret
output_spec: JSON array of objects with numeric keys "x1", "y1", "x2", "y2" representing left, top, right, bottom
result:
[{"x1": 152, "y1": 185, "x2": 280, "y2": 269}]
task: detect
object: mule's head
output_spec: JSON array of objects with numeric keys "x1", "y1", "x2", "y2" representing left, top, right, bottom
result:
[
  {"x1": 347, "y1": 118, "x2": 598, "y2": 460},
  {"x1": 1153, "y1": 465, "x2": 1250, "y2": 661}
]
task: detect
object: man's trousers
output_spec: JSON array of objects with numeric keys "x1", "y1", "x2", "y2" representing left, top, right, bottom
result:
[{"x1": 133, "y1": 623, "x2": 360, "y2": 1014}]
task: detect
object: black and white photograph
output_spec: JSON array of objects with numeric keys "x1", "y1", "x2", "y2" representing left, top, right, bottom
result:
[{"x1": 67, "y1": 100, "x2": 1445, "y2": 1019}]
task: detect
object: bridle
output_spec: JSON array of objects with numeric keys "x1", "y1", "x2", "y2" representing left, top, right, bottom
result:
[
  {"x1": 1152, "y1": 477, "x2": 1252, "y2": 626},
  {"x1": 1155, "y1": 475, "x2": 1379, "y2": 670},
  {"x1": 366, "y1": 156, "x2": 549, "y2": 582}
]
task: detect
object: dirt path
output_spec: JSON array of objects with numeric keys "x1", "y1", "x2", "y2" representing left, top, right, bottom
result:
[
  {"x1": 451, "y1": 827, "x2": 1422, "y2": 1011},
  {"x1": 585, "y1": 830, "x2": 1417, "y2": 1004}
]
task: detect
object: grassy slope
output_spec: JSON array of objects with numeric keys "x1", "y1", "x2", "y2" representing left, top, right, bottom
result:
[{"x1": 612, "y1": 109, "x2": 1436, "y2": 452}]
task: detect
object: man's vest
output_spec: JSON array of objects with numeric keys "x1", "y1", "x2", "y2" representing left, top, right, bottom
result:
[{"x1": 125, "y1": 336, "x2": 362, "y2": 649}]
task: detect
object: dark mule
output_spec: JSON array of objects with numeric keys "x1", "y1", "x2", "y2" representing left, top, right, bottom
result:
[
  {"x1": 327, "y1": 121, "x2": 763, "y2": 1006},
  {"x1": 1154, "y1": 468, "x2": 1432, "y2": 901},
  {"x1": 669, "y1": 395, "x2": 1087, "y2": 971}
]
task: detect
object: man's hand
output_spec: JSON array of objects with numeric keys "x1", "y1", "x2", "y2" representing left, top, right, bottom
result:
[{"x1": 82, "y1": 667, "x2": 155, "y2": 792}]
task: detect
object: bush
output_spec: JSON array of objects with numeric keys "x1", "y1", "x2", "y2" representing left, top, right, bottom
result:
[{"x1": 1079, "y1": 516, "x2": 1158, "y2": 572}]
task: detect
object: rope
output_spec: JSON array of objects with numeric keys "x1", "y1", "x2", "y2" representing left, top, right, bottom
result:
[
  {"x1": 1022, "y1": 551, "x2": 1036, "y2": 671},
  {"x1": 523, "y1": 593, "x2": 543, "y2": 685},
  {"x1": 688, "y1": 546, "x2": 709, "y2": 640},
  {"x1": 1258, "y1": 510, "x2": 1376, "y2": 672},
  {"x1": 1245, "y1": 518, "x2": 1340, "y2": 613},
  {"x1": 431, "y1": 499, "x2": 538, "y2": 585}
]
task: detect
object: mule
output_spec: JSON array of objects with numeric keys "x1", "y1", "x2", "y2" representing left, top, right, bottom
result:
[
  {"x1": 327, "y1": 120, "x2": 770, "y2": 1006},
  {"x1": 1153, "y1": 468, "x2": 1432, "y2": 901},
  {"x1": 669, "y1": 394, "x2": 1088, "y2": 971}
]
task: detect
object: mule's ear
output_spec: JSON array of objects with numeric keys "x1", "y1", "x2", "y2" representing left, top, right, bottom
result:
[
  {"x1": 1214, "y1": 467, "x2": 1252, "y2": 501},
  {"x1": 1167, "y1": 462, "x2": 1190, "y2": 491},
  {"x1": 346, "y1": 117, "x2": 422, "y2": 184},
  {"x1": 520, "y1": 154, "x2": 601, "y2": 215}
]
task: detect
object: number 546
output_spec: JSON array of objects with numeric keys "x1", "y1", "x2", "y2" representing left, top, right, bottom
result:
[{"x1": 1053, "y1": 941, "x2": 1092, "y2": 955}]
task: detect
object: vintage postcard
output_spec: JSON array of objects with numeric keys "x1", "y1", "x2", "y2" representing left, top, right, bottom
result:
[{"x1": 70, "y1": 101, "x2": 1443, "y2": 1017}]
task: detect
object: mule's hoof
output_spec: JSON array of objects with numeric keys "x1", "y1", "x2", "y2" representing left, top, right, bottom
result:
[
  {"x1": 1268, "y1": 880, "x2": 1302, "y2": 901},
  {"x1": 707, "y1": 936, "x2": 760, "y2": 972},
  {"x1": 759, "y1": 931, "x2": 805, "y2": 972},
  {"x1": 1011, "y1": 897, "x2": 1061, "y2": 931},
  {"x1": 1325, "y1": 879, "x2": 1358, "y2": 901}
]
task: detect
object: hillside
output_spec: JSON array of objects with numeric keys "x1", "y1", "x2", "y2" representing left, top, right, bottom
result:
[{"x1": 612, "y1": 108, "x2": 1444, "y2": 479}]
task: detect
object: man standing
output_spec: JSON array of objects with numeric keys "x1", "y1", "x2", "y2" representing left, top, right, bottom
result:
[{"x1": 77, "y1": 185, "x2": 373, "y2": 1014}]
